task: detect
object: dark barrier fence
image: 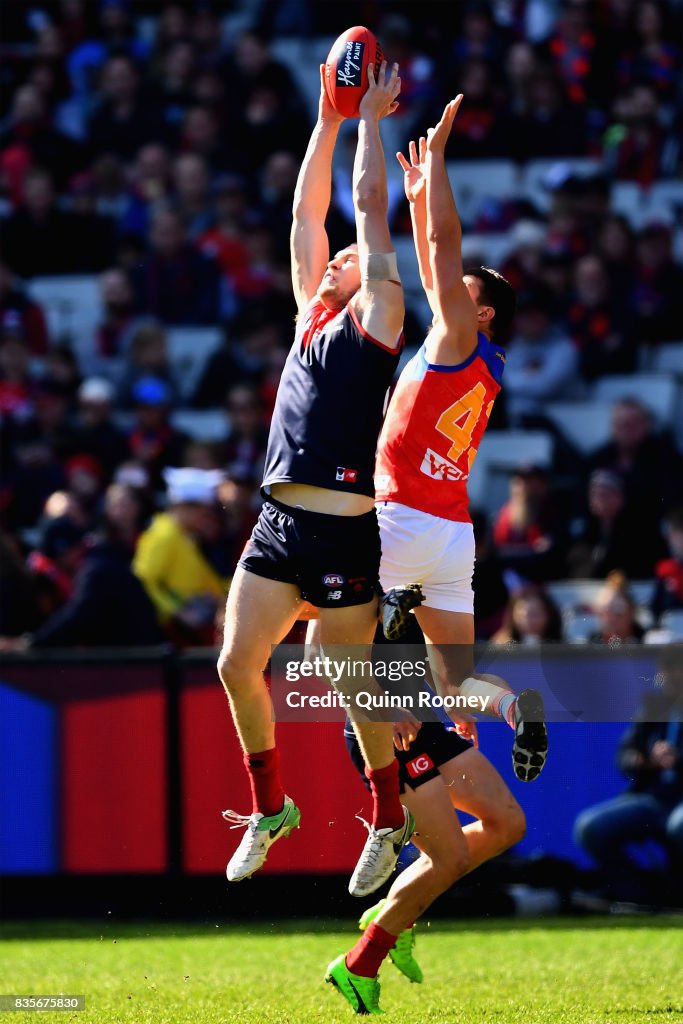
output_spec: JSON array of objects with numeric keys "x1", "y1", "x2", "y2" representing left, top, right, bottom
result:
[{"x1": 0, "y1": 646, "x2": 673, "y2": 915}]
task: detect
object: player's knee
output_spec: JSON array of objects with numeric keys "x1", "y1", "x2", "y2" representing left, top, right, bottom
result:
[
  {"x1": 433, "y1": 846, "x2": 470, "y2": 887},
  {"x1": 482, "y1": 797, "x2": 526, "y2": 851},
  {"x1": 502, "y1": 800, "x2": 526, "y2": 847},
  {"x1": 217, "y1": 646, "x2": 262, "y2": 696}
]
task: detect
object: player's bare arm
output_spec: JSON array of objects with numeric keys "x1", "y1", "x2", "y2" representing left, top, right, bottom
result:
[
  {"x1": 396, "y1": 135, "x2": 435, "y2": 310},
  {"x1": 351, "y1": 60, "x2": 404, "y2": 348},
  {"x1": 424, "y1": 96, "x2": 481, "y2": 364},
  {"x1": 290, "y1": 65, "x2": 345, "y2": 314}
]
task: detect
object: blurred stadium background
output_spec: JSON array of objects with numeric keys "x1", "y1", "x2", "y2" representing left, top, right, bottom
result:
[{"x1": 1, "y1": 0, "x2": 683, "y2": 928}]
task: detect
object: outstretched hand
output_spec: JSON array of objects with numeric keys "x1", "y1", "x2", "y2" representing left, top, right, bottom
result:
[
  {"x1": 396, "y1": 136, "x2": 428, "y2": 203},
  {"x1": 317, "y1": 63, "x2": 344, "y2": 124},
  {"x1": 359, "y1": 60, "x2": 401, "y2": 121},
  {"x1": 426, "y1": 95, "x2": 464, "y2": 153}
]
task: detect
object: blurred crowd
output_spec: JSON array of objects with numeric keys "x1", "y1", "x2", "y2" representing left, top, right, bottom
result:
[{"x1": 1, "y1": 0, "x2": 683, "y2": 649}]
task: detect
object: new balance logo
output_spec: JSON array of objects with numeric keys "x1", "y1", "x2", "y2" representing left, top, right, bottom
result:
[
  {"x1": 327, "y1": 590, "x2": 343, "y2": 601},
  {"x1": 419, "y1": 447, "x2": 466, "y2": 481}
]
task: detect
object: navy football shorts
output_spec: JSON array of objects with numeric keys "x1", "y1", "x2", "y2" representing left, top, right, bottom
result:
[
  {"x1": 239, "y1": 497, "x2": 381, "y2": 607},
  {"x1": 344, "y1": 720, "x2": 472, "y2": 793}
]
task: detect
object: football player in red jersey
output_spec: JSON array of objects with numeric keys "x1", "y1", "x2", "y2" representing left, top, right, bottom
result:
[
  {"x1": 324, "y1": 100, "x2": 547, "y2": 1015},
  {"x1": 373, "y1": 97, "x2": 549, "y2": 786}
]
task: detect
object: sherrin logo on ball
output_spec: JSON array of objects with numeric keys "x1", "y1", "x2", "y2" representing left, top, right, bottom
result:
[{"x1": 324, "y1": 26, "x2": 384, "y2": 119}]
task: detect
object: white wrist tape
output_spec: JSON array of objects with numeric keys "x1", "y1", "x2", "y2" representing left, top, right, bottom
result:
[{"x1": 361, "y1": 251, "x2": 400, "y2": 283}]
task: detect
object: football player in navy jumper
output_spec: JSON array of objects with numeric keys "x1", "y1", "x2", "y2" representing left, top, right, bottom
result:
[{"x1": 218, "y1": 61, "x2": 414, "y2": 894}]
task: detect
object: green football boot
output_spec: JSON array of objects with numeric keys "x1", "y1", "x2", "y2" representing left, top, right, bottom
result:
[
  {"x1": 359, "y1": 900, "x2": 423, "y2": 984},
  {"x1": 223, "y1": 796, "x2": 301, "y2": 881},
  {"x1": 325, "y1": 954, "x2": 384, "y2": 1015}
]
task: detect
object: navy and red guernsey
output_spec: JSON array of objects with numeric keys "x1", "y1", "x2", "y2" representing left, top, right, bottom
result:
[{"x1": 262, "y1": 297, "x2": 402, "y2": 498}]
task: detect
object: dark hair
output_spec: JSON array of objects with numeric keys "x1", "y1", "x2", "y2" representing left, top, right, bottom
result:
[
  {"x1": 502, "y1": 585, "x2": 563, "y2": 642},
  {"x1": 465, "y1": 265, "x2": 516, "y2": 344}
]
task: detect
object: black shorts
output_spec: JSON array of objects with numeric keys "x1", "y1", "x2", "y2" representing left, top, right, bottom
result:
[
  {"x1": 239, "y1": 497, "x2": 380, "y2": 608},
  {"x1": 344, "y1": 720, "x2": 472, "y2": 793}
]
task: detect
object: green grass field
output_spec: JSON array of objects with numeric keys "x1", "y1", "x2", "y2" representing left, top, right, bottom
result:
[{"x1": 1, "y1": 918, "x2": 681, "y2": 1024}]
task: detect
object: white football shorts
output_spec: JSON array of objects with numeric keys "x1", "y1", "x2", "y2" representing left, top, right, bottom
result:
[{"x1": 376, "y1": 500, "x2": 475, "y2": 615}]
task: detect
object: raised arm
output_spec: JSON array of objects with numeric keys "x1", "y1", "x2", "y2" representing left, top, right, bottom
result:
[
  {"x1": 396, "y1": 136, "x2": 434, "y2": 311},
  {"x1": 424, "y1": 96, "x2": 479, "y2": 363},
  {"x1": 290, "y1": 66, "x2": 344, "y2": 314},
  {"x1": 350, "y1": 61, "x2": 404, "y2": 348}
]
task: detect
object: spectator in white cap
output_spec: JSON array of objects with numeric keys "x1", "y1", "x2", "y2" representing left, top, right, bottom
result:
[
  {"x1": 71, "y1": 376, "x2": 130, "y2": 480},
  {"x1": 133, "y1": 466, "x2": 228, "y2": 645}
]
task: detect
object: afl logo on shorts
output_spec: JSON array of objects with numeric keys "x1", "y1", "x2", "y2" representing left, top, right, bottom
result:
[
  {"x1": 323, "y1": 574, "x2": 345, "y2": 587},
  {"x1": 406, "y1": 754, "x2": 435, "y2": 778}
]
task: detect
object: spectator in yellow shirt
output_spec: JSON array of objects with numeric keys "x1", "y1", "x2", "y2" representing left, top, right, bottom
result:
[{"x1": 133, "y1": 467, "x2": 228, "y2": 645}]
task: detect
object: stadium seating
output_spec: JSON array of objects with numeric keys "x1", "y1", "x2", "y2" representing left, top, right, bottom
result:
[
  {"x1": 651, "y1": 342, "x2": 683, "y2": 375},
  {"x1": 548, "y1": 579, "x2": 655, "y2": 644},
  {"x1": 393, "y1": 234, "x2": 423, "y2": 295},
  {"x1": 28, "y1": 275, "x2": 101, "y2": 372},
  {"x1": 544, "y1": 401, "x2": 612, "y2": 454},
  {"x1": 469, "y1": 429, "x2": 554, "y2": 513},
  {"x1": 446, "y1": 160, "x2": 521, "y2": 226},
  {"x1": 392, "y1": 235, "x2": 433, "y2": 333},
  {"x1": 563, "y1": 611, "x2": 600, "y2": 644},
  {"x1": 165, "y1": 326, "x2": 224, "y2": 401},
  {"x1": 592, "y1": 374, "x2": 678, "y2": 426},
  {"x1": 521, "y1": 157, "x2": 605, "y2": 212},
  {"x1": 548, "y1": 578, "x2": 654, "y2": 611},
  {"x1": 170, "y1": 409, "x2": 228, "y2": 442},
  {"x1": 461, "y1": 233, "x2": 515, "y2": 268},
  {"x1": 660, "y1": 609, "x2": 683, "y2": 638},
  {"x1": 270, "y1": 36, "x2": 336, "y2": 122},
  {"x1": 547, "y1": 579, "x2": 604, "y2": 612}
]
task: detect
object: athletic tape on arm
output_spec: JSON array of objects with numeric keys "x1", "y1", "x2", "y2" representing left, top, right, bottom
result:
[{"x1": 361, "y1": 251, "x2": 401, "y2": 284}]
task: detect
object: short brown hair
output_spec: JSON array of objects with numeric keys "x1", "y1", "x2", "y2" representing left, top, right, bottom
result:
[{"x1": 465, "y1": 265, "x2": 516, "y2": 344}]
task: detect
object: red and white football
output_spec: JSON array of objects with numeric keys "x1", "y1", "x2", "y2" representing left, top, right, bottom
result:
[{"x1": 324, "y1": 26, "x2": 384, "y2": 119}]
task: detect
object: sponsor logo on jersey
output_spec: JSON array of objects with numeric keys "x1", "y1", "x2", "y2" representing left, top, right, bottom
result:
[
  {"x1": 327, "y1": 590, "x2": 343, "y2": 601},
  {"x1": 406, "y1": 753, "x2": 435, "y2": 778},
  {"x1": 336, "y1": 466, "x2": 358, "y2": 483},
  {"x1": 420, "y1": 448, "x2": 467, "y2": 482},
  {"x1": 323, "y1": 574, "x2": 345, "y2": 587}
]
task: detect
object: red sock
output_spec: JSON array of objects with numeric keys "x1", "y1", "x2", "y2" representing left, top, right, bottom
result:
[
  {"x1": 244, "y1": 747, "x2": 284, "y2": 817},
  {"x1": 365, "y1": 759, "x2": 404, "y2": 831},
  {"x1": 346, "y1": 922, "x2": 396, "y2": 978}
]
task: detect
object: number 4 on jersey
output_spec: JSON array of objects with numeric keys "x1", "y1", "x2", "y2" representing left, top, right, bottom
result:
[{"x1": 435, "y1": 382, "x2": 493, "y2": 470}]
